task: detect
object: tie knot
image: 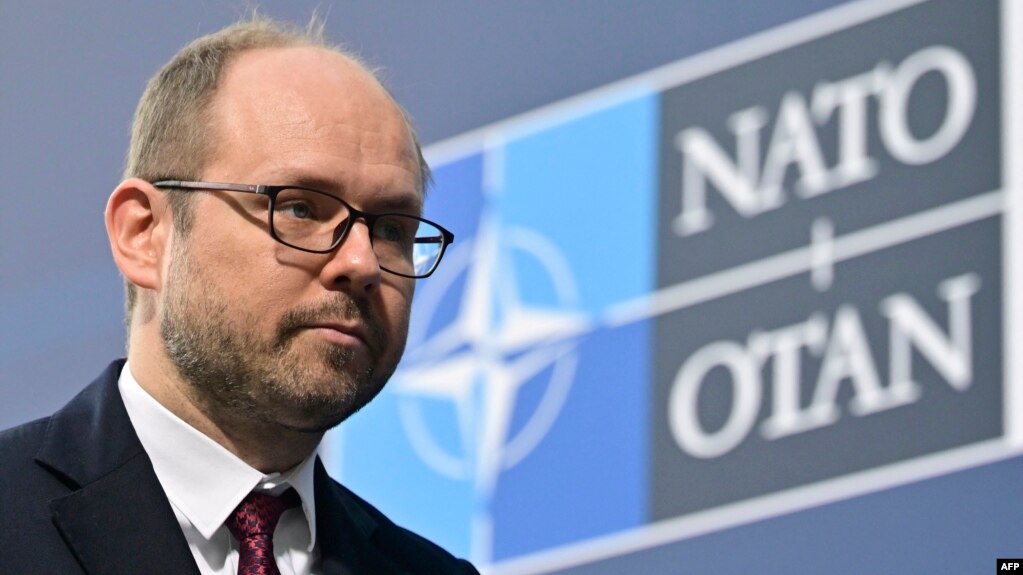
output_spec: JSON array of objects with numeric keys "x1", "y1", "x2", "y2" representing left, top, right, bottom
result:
[{"x1": 226, "y1": 489, "x2": 300, "y2": 541}]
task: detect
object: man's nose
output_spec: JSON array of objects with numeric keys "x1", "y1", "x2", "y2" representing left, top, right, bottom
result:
[{"x1": 319, "y1": 220, "x2": 382, "y2": 293}]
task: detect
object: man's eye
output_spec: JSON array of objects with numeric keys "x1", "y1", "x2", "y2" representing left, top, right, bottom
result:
[
  {"x1": 376, "y1": 219, "x2": 412, "y2": 245},
  {"x1": 378, "y1": 223, "x2": 402, "y2": 242},
  {"x1": 278, "y1": 202, "x2": 313, "y2": 219}
]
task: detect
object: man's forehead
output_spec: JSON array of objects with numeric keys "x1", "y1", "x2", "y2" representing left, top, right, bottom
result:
[
  {"x1": 206, "y1": 45, "x2": 422, "y2": 196},
  {"x1": 227, "y1": 45, "x2": 370, "y2": 86},
  {"x1": 216, "y1": 46, "x2": 393, "y2": 119}
]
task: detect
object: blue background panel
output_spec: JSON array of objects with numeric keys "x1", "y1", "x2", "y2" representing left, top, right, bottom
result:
[
  {"x1": 492, "y1": 321, "x2": 651, "y2": 559},
  {"x1": 489, "y1": 95, "x2": 659, "y2": 559},
  {"x1": 498, "y1": 94, "x2": 660, "y2": 310}
]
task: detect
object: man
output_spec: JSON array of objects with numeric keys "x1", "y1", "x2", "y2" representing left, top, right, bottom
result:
[{"x1": 0, "y1": 16, "x2": 476, "y2": 575}]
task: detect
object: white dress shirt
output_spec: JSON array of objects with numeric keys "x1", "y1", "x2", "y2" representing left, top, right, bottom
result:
[{"x1": 118, "y1": 363, "x2": 321, "y2": 575}]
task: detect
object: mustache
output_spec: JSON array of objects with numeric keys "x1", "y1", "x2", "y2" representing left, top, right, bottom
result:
[{"x1": 275, "y1": 294, "x2": 387, "y2": 355}]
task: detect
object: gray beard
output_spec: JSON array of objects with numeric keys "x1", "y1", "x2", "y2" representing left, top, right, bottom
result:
[{"x1": 159, "y1": 253, "x2": 394, "y2": 434}]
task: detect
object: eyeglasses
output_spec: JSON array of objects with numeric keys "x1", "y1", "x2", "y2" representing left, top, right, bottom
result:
[{"x1": 153, "y1": 180, "x2": 454, "y2": 278}]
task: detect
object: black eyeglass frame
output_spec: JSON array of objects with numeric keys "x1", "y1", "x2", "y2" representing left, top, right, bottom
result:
[{"x1": 152, "y1": 180, "x2": 455, "y2": 279}]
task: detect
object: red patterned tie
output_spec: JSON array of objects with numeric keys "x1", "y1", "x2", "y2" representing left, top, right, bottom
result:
[{"x1": 226, "y1": 489, "x2": 300, "y2": 575}]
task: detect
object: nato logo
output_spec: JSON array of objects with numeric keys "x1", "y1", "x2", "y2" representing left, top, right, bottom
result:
[{"x1": 333, "y1": 93, "x2": 660, "y2": 564}]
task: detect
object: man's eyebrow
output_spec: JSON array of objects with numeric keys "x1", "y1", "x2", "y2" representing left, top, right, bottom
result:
[
  {"x1": 282, "y1": 175, "x2": 423, "y2": 212},
  {"x1": 278, "y1": 174, "x2": 343, "y2": 193},
  {"x1": 372, "y1": 194, "x2": 423, "y2": 213}
]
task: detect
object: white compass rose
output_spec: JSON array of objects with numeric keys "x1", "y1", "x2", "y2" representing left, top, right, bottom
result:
[{"x1": 393, "y1": 213, "x2": 592, "y2": 499}]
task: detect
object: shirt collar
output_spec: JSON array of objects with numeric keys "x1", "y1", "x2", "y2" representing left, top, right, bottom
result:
[{"x1": 118, "y1": 362, "x2": 318, "y2": 550}]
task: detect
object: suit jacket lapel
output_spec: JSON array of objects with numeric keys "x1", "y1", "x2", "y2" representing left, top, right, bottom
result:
[
  {"x1": 314, "y1": 459, "x2": 407, "y2": 575},
  {"x1": 34, "y1": 360, "x2": 200, "y2": 575}
]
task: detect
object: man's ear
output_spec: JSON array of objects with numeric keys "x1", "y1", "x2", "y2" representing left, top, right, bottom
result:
[{"x1": 105, "y1": 178, "x2": 171, "y2": 293}]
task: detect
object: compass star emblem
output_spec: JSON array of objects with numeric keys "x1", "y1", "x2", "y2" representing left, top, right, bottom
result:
[{"x1": 393, "y1": 212, "x2": 592, "y2": 502}]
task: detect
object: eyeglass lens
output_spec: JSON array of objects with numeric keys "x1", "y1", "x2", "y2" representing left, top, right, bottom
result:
[{"x1": 270, "y1": 188, "x2": 445, "y2": 277}]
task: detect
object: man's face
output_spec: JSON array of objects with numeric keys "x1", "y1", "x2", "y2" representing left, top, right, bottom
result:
[{"x1": 159, "y1": 47, "x2": 422, "y2": 433}]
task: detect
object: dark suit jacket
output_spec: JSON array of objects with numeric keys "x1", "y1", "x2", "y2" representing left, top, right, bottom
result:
[{"x1": 0, "y1": 360, "x2": 478, "y2": 574}]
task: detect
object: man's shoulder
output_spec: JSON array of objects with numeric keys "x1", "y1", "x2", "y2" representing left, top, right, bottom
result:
[
  {"x1": 0, "y1": 415, "x2": 51, "y2": 469},
  {"x1": 0, "y1": 414, "x2": 50, "y2": 442},
  {"x1": 320, "y1": 472, "x2": 480, "y2": 574},
  {"x1": 0, "y1": 359, "x2": 130, "y2": 491},
  {"x1": 0, "y1": 359, "x2": 125, "y2": 463},
  {"x1": 0, "y1": 414, "x2": 73, "y2": 511},
  {"x1": 0, "y1": 413, "x2": 83, "y2": 567}
]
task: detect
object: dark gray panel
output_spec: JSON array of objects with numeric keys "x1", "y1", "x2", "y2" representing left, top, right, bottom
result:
[{"x1": 652, "y1": 0, "x2": 1003, "y2": 519}]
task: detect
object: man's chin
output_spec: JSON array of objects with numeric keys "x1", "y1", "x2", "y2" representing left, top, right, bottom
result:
[
  {"x1": 277, "y1": 415, "x2": 347, "y2": 435},
  {"x1": 261, "y1": 382, "x2": 382, "y2": 434}
]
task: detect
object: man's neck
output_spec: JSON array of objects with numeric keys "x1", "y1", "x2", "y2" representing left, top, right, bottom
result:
[{"x1": 127, "y1": 331, "x2": 321, "y2": 473}]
